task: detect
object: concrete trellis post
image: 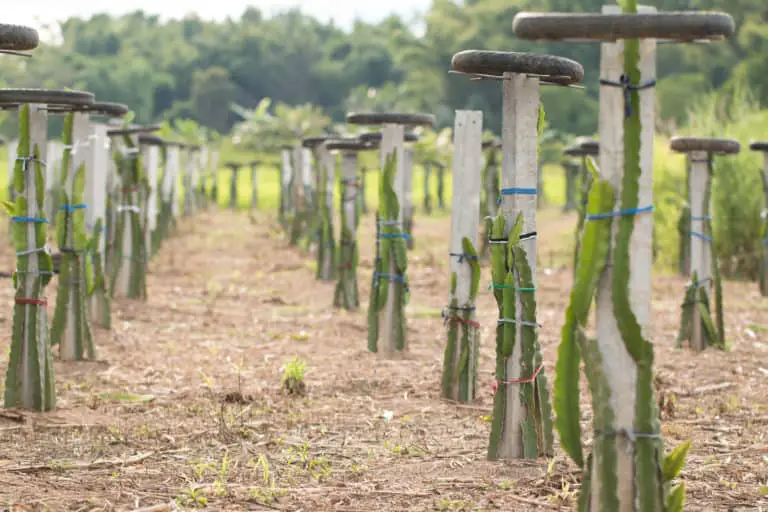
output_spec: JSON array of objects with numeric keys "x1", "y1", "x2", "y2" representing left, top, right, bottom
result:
[
  {"x1": 182, "y1": 146, "x2": 197, "y2": 217},
  {"x1": 514, "y1": 6, "x2": 734, "y2": 509},
  {"x1": 671, "y1": 137, "x2": 739, "y2": 351},
  {"x1": 289, "y1": 145, "x2": 306, "y2": 245},
  {"x1": 107, "y1": 124, "x2": 159, "y2": 300},
  {"x1": 50, "y1": 110, "x2": 95, "y2": 361},
  {"x1": 209, "y1": 148, "x2": 220, "y2": 205},
  {"x1": 0, "y1": 87, "x2": 95, "y2": 412},
  {"x1": 751, "y1": 142, "x2": 768, "y2": 296},
  {"x1": 301, "y1": 136, "x2": 333, "y2": 255},
  {"x1": 197, "y1": 146, "x2": 208, "y2": 210},
  {"x1": 138, "y1": 135, "x2": 162, "y2": 258},
  {"x1": 480, "y1": 138, "x2": 501, "y2": 257},
  {"x1": 347, "y1": 113, "x2": 435, "y2": 356},
  {"x1": 279, "y1": 147, "x2": 293, "y2": 227},
  {"x1": 328, "y1": 139, "x2": 369, "y2": 310},
  {"x1": 44, "y1": 140, "x2": 63, "y2": 225},
  {"x1": 160, "y1": 143, "x2": 181, "y2": 243},
  {"x1": 359, "y1": 166, "x2": 369, "y2": 215},
  {"x1": 441, "y1": 110, "x2": 482, "y2": 403},
  {"x1": 451, "y1": 50, "x2": 582, "y2": 460}
]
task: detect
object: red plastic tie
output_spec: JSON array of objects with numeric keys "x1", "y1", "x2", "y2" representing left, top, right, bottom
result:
[
  {"x1": 492, "y1": 363, "x2": 544, "y2": 393},
  {"x1": 15, "y1": 298, "x2": 47, "y2": 307},
  {"x1": 448, "y1": 315, "x2": 481, "y2": 330}
]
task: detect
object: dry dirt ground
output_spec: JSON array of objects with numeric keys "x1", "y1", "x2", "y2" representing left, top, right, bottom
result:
[{"x1": 0, "y1": 206, "x2": 765, "y2": 512}]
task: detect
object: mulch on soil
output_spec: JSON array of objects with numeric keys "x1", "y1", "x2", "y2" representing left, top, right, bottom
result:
[{"x1": 0, "y1": 207, "x2": 765, "y2": 511}]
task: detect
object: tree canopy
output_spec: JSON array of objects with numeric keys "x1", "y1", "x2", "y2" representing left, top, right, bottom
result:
[{"x1": 0, "y1": 1, "x2": 764, "y2": 139}]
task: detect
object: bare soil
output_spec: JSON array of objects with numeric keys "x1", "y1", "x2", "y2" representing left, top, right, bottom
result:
[{"x1": 0, "y1": 207, "x2": 765, "y2": 511}]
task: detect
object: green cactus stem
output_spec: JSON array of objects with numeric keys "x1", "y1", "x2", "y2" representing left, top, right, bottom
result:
[
  {"x1": 87, "y1": 218, "x2": 111, "y2": 328},
  {"x1": 183, "y1": 150, "x2": 196, "y2": 217},
  {"x1": 4, "y1": 104, "x2": 56, "y2": 411},
  {"x1": 333, "y1": 167, "x2": 360, "y2": 310},
  {"x1": 676, "y1": 157, "x2": 725, "y2": 351},
  {"x1": 110, "y1": 135, "x2": 148, "y2": 300},
  {"x1": 480, "y1": 149, "x2": 500, "y2": 257},
  {"x1": 487, "y1": 214, "x2": 553, "y2": 460},
  {"x1": 441, "y1": 238, "x2": 480, "y2": 403},
  {"x1": 759, "y1": 164, "x2": 768, "y2": 296},
  {"x1": 315, "y1": 149, "x2": 336, "y2": 280},
  {"x1": 366, "y1": 153, "x2": 409, "y2": 354},
  {"x1": 280, "y1": 151, "x2": 294, "y2": 230},
  {"x1": 573, "y1": 156, "x2": 598, "y2": 274},
  {"x1": 250, "y1": 161, "x2": 260, "y2": 209},
  {"x1": 563, "y1": 161, "x2": 579, "y2": 212},
  {"x1": 228, "y1": 163, "x2": 239, "y2": 209},
  {"x1": 289, "y1": 148, "x2": 313, "y2": 247},
  {"x1": 359, "y1": 166, "x2": 368, "y2": 215},
  {"x1": 423, "y1": 162, "x2": 432, "y2": 214},
  {"x1": 436, "y1": 162, "x2": 446, "y2": 210},
  {"x1": 678, "y1": 157, "x2": 692, "y2": 276},
  {"x1": 50, "y1": 112, "x2": 96, "y2": 361}
]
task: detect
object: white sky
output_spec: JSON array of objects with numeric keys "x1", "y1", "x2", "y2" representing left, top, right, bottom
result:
[{"x1": 5, "y1": 0, "x2": 429, "y2": 33}]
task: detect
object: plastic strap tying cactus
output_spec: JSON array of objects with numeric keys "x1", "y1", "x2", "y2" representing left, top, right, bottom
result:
[
  {"x1": 367, "y1": 153, "x2": 409, "y2": 353},
  {"x1": 334, "y1": 166, "x2": 360, "y2": 310},
  {"x1": 486, "y1": 215, "x2": 553, "y2": 459},
  {"x1": 4, "y1": 104, "x2": 56, "y2": 411},
  {"x1": 50, "y1": 112, "x2": 96, "y2": 360},
  {"x1": 441, "y1": 240, "x2": 480, "y2": 402},
  {"x1": 110, "y1": 137, "x2": 147, "y2": 299}
]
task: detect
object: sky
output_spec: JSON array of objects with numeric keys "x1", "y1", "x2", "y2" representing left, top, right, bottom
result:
[{"x1": 5, "y1": 0, "x2": 430, "y2": 33}]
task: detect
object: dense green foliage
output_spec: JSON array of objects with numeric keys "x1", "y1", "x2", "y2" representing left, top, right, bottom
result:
[{"x1": 0, "y1": 0, "x2": 765, "y2": 137}]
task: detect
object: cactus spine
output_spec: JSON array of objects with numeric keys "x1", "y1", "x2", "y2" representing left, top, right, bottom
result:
[
  {"x1": 334, "y1": 153, "x2": 360, "y2": 310},
  {"x1": 367, "y1": 153, "x2": 408, "y2": 354},
  {"x1": 50, "y1": 112, "x2": 96, "y2": 360},
  {"x1": 4, "y1": 104, "x2": 56, "y2": 411}
]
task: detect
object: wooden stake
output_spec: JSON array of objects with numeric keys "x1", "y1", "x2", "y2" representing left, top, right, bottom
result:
[
  {"x1": 688, "y1": 150, "x2": 711, "y2": 351},
  {"x1": 446, "y1": 110, "x2": 482, "y2": 401},
  {"x1": 497, "y1": 72, "x2": 540, "y2": 458},
  {"x1": 592, "y1": 4, "x2": 657, "y2": 509},
  {"x1": 378, "y1": 123, "x2": 406, "y2": 356}
]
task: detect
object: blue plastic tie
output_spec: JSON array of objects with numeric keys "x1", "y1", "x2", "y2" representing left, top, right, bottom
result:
[
  {"x1": 60, "y1": 204, "x2": 87, "y2": 212},
  {"x1": 586, "y1": 205, "x2": 654, "y2": 221},
  {"x1": 378, "y1": 233, "x2": 411, "y2": 240},
  {"x1": 497, "y1": 187, "x2": 537, "y2": 204},
  {"x1": 691, "y1": 231, "x2": 713, "y2": 242},
  {"x1": 374, "y1": 272, "x2": 409, "y2": 292},
  {"x1": 11, "y1": 216, "x2": 49, "y2": 224}
]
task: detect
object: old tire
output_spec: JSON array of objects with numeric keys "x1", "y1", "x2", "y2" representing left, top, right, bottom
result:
[
  {"x1": 450, "y1": 50, "x2": 584, "y2": 85},
  {"x1": 84, "y1": 101, "x2": 129, "y2": 118},
  {"x1": 512, "y1": 12, "x2": 735, "y2": 42},
  {"x1": 0, "y1": 88, "x2": 94, "y2": 108},
  {"x1": 346, "y1": 112, "x2": 435, "y2": 127},
  {"x1": 302, "y1": 136, "x2": 333, "y2": 149},
  {"x1": 326, "y1": 139, "x2": 371, "y2": 152},
  {"x1": 108, "y1": 124, "x2": 162, "y2": 136},
  {"x1": 0, "y1": 24, "x2": 39, "y2": 51},
  {"x1": 138, "y1": 134, "x2": 165, "y2": 146},
  {"x1": 749, "y1": 141, "x2": 768, "y2": 152},
  {"x1": 670, "y1": 137, "x2": 740, "y2": 155},
  {"x1": 358, "y1": 131, "x2": 419, "y2": 143}
]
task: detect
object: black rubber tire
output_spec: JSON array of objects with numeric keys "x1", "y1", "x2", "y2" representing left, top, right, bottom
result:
[
  {"x1": 670, "y1": 136, "x2": 740, "y2": 155},
  {"x1": 302, "y1": 136, "x2": 332, "y2": 149},
  {"x1": 107, "y1": 124, "x2": 162, "y2": 136},
  {"x1": 358, "y1": 131, "x2": 419, "y2": 143},
  {"x1": 749, "y1": 142, "x2": 768, "y2": 152},
  {"x1": 85, "y1": 101, "x2": 129, "y2": 118},
  {"x1": 225, "y1": 162, "x2": 241, "y2": 169},
  {"x1": 249, "y1": 160, "x2": 261, "y2": 166},
  {"x1": 326, "y1": 139, "x2": 371, "y2": 152},
  {"x1": 512, "y1": 12, "x2": 735, "y2": 42},
  {"x1": 0, "y1": 24, "x2": 39, "y2": 51},
  {"x1": 450, "y1": 50, "x2": 584, "y2": 85},
  {"x1": 0, "y1": 88, "x2": 94, "y2": 109},
  {"x1": 138, "y1": 134, "x2": 165, "y2": 147},
  {"x1": 346, "y1": 112, "x2": 435, "y2": 127}
]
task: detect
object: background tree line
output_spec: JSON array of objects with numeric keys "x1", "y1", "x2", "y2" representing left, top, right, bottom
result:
[{"x1": 0, "y1": 0, "x2": 766, "y2": 139}]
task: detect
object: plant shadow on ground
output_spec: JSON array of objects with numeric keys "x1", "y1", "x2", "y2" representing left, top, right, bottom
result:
[{"x1": 0, "y1": 206, "x2": 765, "y2": 511}]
